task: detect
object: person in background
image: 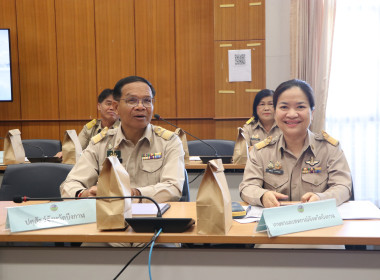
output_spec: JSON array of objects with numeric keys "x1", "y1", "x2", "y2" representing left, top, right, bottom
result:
[
  {"x1": 60, "y1": 75, "x2": 185, "y2": 203},
  {"x1": 239, "y1": 79, "x2": 352, "y2": 208},
  {"x1": 77, "y1": 88, "x2": 120, "y2": 150},
  {"x1": 242, "y1": 89, "x2": 281, "y2": 150},
  {"x1": 54, "y1": 89, "x2": 120, "y2": 158}
]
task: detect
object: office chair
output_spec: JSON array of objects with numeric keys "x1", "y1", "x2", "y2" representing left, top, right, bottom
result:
[
  {"x1": 180, "y1": 169, "x2": 190, "y2": 202},
  {"x1": 0, "y1": 162, "x2": 73, "y2": 201},
  {"x1": 187, "y1": 139, "x2": 235, "y2": 156},
  {"x1": 22, "y1": 139, "x2": 62, "y2": 158}
]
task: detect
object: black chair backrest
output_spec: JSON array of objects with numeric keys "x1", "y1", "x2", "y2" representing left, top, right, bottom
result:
[
  {"x1": 22, "y1": 139, "x2": 62, "y2": 158},
  {"x1": 187, "y1": 139, "x2": 235, "y2": 156},
  {"x1": 0, "y1": 163, "x2": 73, "y2": 201},
  {"x1": 180, "y1": 169, "x2": 190, "y2": 202}
]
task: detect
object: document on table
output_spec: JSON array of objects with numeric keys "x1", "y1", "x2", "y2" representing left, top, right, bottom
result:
[
  {"x1": 337, "y1": 201, "x2": 380, "y2": 219},
  {"x1": 132, "y1": 203, "x2": 170, "y2": 217},
  {"x1": 234, "y1": 205, "x2": 263, "y2": 224},
  {"x1": 189, "y1": 156, "x2": 201, "y2": 161},
  {"x1": 234, "y1": 200, "x2": 380, "y2": 224}
]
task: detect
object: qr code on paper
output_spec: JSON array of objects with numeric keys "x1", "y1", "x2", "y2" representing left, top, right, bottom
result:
[{"x1": 234, "y1": 54, "x2": 246, "y2": 65}]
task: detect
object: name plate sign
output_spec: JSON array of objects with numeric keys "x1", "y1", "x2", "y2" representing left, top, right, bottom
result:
[
  {"x1": 6, "y1": 200, "x2": 96, "y2": 233},
  {"x1": 256, "y1": 199, "x2": 342, "y2": 237}
]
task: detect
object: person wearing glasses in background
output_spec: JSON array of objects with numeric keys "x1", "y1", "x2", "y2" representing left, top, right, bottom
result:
[
  {"x1": 60, "y1": 76, "x2": 185, "y2": 204},
  {"x1": 242, "y1": 89, "x2": 281, "y2": 151}
]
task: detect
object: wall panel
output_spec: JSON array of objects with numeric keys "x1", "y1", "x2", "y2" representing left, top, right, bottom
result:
[
  {"x1": 95, "y1": 0, "x2": 135, "y2": 92},
  {"x1": 177, "y1": 120, "x2": 215, "y2": 140},
  {"x1": 214, "y1": 40, "x2": 265, "y2": 118},
  {"x1": 21, "y1": 122, "x2": 60, "y2": 140},
  {"x1": 16, "y1": 0, "x2": 58, "y2": 120},
  {"x1": 0, "y1": 0, "x2": 266, "y2": 141},
  {"x1": 56, "y1": 0, "x2": 97, "y2": 120},
  {"x1": 135, "y1": 0, "x2": 176, "y2": 118},
  {"x1": 215, "y1": 119, "x2": 247, "y2": 141},
  {"x1": 175, "y1": 0, "x2": 214, "y2": 118},
  {"x1": 0, "y1": 0, "x2": 20, "y2": 120},
  {"x1": 214, "y1": 0, "x2": 265, "y2": 40}
]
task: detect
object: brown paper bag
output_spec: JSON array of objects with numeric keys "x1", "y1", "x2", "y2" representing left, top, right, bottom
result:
[
  {"x1": 96, "y1": 156, "x2": 132, "y2": 230},
  {"x1": 175, "y1": 127, "x2": 190, "y2": 163},
  {"x1": 3, "y1": 129, "x2": 25, "y2": 165},
  {"x1": 62, "y1": 130, "x2": 82, "y2": 164},
  {"x1": 196, "y1": 159, "x2": 232, "y2": 235},
  {"x1": 232, "y1": 127, "x2": 249, "y2": 164}
]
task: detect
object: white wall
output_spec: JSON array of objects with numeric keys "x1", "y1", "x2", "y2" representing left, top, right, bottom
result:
[{"x1": 266, "y1": 0, "x2": 291, "y2": 90}]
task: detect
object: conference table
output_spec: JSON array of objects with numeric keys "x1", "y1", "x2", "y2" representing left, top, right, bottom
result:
[
  {"x1": 0, "y1": 161, "x2": 245, "y2": 203},
  {"x1": 1, "y1": 201, "x2": 380, "y2": 280}
]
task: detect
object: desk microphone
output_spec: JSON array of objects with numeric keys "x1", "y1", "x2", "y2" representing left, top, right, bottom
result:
[
  {"x1": 13, "y1": 195, "x2": 195, "y2": 233},
  {"x1": 154, "y1": 114, "x2": 219, "y2": 157}
]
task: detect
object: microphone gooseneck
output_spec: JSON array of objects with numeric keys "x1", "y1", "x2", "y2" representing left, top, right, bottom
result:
[
  {"x1": 154, "y1": 114, "x2": 219, "y2": 157},
  {"x1": 13, "y1": 195, "x2": 163, "y2": 217}
]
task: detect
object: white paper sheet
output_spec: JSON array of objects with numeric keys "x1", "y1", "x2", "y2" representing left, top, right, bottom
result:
[
  {"x1": 234, "y1": 205, "x2": 262, "y2": 223},
  {"x1": 337, "y1": 200, "x2": 380, "y2": 219},
  {"x1": 228, "y1": 49, "x2": 252, "y2": 82},
  {"x1": 189, "y1": 156, "x2": 201, "y2": 161}
]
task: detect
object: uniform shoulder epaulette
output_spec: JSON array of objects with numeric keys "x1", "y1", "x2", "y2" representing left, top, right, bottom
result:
[
  {"x1": 254, "y1": 136, "x2": 274, "y2": 150},
  {"x1": 91, "y1": 127, "x2": 109, "y2": 144},
  {"x1": 321, "y1": 130, "x2": 339, "y2": 146},
  {"x1": 153, "y1": 126, "x2": 175, "y2": 140},
  {"x1": 112, "y1": 119, "x2": 120, "y2": 129},
  {"x1": 85, "y1": 119, "x2": 97, "y2": 130},
  {"x1": 246, "y1": 116, "x2": 255, "y2": 125}
]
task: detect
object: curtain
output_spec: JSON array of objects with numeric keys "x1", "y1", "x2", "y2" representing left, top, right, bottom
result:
[
  {"x1": 290, "y1": 0, "x2": 336, "y2": 133},
  {"x1": 326, "y1": 0, "x2": 380, "y2": 206}
]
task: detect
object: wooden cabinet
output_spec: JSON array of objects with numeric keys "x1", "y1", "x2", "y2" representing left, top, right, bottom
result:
[{"x1": 214, "y1": 0, "x2": 265, "y2": 40}]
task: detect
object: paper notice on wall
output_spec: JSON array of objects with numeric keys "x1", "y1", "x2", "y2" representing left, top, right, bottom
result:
[{"x1": 228, "y1": 49, "x2": 252, "y2": 82}]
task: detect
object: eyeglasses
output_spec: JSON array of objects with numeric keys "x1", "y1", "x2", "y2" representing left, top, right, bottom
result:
[{"x1": 120, "y1": 97, "x2": 155, "y2": 108}]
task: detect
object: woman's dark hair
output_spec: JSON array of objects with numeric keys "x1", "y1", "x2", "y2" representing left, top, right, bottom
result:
[
  {"x1": 113, "y1": 76, "x2": 156, "y2": 101},
  {"x1": 252, "y1": 89, "x2": 274, "y2": 120},
  {"x1": 97, "y1": 88, "x2": 113, "y2": 103},
  {"x1": 273, "y1": 79, "x2": 315, "y2": 110}
]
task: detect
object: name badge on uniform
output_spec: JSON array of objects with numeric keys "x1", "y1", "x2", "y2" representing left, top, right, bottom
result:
[
  {"x1": 251, "y1": 134, "x2": 260, "y2": 142},
  {"x1": 107, "y1": 150, "x2": 122, "y2": 163},
  {"x1": 266, "y1": 160, "x2": 284, "y2": 175},
  {"x1": 142, "y1": 152, "x2": 162, "y2": 160}
]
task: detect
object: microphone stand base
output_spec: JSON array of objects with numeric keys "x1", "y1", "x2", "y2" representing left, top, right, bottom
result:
[{"x1": 125, "y1": 217, "x2": 195, "y2": 233}]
